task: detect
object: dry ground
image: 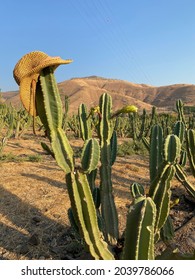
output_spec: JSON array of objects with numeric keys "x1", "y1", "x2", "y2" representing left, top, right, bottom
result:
[{"x1": 0, "y1": 130, "x2": 194, "y2": 260}]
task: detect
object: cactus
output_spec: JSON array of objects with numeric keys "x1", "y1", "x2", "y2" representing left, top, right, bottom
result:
[
  {"x1": 160, "y1": 215, "x2": 174, "y2": 243},
  {"x1": 110, "y1": 130, "x2": 117, "y2": 165},
  {"x1": 38, "y1": 68, "x2": 115, "y2": 259},
  {"x1": 149, "y1": 134, "x2": 180, "y2": 240},
  {"x1": 175, "y1": 164, "x2": 195, "y2": 198},
  {"x1": 62, "y1": 95, "x2": 69, "y2": 130},
  {"x1": 149, "y1": 125, "x2": 163, "y2": 183},
  {"x1": 149, "y1": 163, "x2": 175, "y2": 241},
  {"x1": 98, "y1": 93, "x2": 119, "y2": 245},
  {"x1": 66, "y1": 171, "x2": 114, "y2": 260},
  {"x1": 173, "y1": 120, "x2": 185, "y2": 144},
  {"x1": 186, "y1": 129, "x2": 195, "y2": 177},
  {"x1": 176, "y1": 99, "x2": 186, "y2": 125},
  {"x1": 138, "y1": 108, "x2": 147, "y2": 140},
  {"x1": 122, "y1": 196, "x2": 156, "y2": 260},
  {"x1": 78, "y1": 103, "x2": 92, "y2": 141},
  {"x1": 38, "y1": 67, "x2": 74, "y2": 173},
  {"x1": 164, "y1": 134, "x2": 181, "y2": 164},
  {"x1": 81, "y1": 138, "x2": 100, "y2": 173},
  {"x1": 130, "y1": 182, "x2": 145, "y2": 198},
  {"x1": 13, "y1": 55, "x2": 115, "y2": 259}
]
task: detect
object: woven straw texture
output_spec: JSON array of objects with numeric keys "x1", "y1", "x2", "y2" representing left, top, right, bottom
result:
[{"x1": 13, "y1": 51, "x2": 72, "y2": 115}]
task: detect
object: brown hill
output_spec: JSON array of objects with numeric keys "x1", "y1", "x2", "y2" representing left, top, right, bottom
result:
[{"x1": 1, "y1": 76, "x2": 195, "y2": 113}]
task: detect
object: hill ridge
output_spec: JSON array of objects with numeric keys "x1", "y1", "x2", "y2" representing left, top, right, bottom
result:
[{"x1": 1, "y1": 76, "x2": 195, "y2": 113}]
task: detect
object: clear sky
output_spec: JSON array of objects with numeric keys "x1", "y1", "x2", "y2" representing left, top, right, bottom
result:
[{"x1": 1, "y1": 0, "x2": 195, "y2": 91}]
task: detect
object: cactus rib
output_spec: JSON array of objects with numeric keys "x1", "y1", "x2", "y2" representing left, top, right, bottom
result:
[
  {"x1": 39, "y1": 67, "x2": 74, "y2": 173},
  {"x1": 66, "y1": 171, "x2": 114, "y2": 260},
  {"x1": 122, "y1": 197, "x2": 156, "y2": 260}
]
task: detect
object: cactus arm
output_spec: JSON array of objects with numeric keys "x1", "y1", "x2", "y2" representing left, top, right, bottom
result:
[
  {"x1": 164, "y1": 134, "x2": 181, "y2": 164},
  {"x1": 130, "y1": 182, "x2": 145, "y2": 198},
  {"x1": 78, "y1": 103, "x2": 92, "y2": 141},
  {"x1": 39, "y1": 67, "x2": 74, "y2": 173},
  {"x1": 81, "y1": 138, "x2": 100, "y2": 173},
  {"x1": 122, "y1": 197, "x2": 156, "y2": 260},
  {"x1": 175, "y1": 164, "x2": 195, "y2": 198},
  {"x1": 150, "y1": 125, "x2": 163, "y2": 182},
  {"x1": 142, "y1": 136, "x2": 150, "y2": 151},
  {"x1": 100, "y1": 162, "x2": 119, "y2": 244},
  {"x1": 66, "y1": 171, "x2": 114, "y2": 260},
  {"x1": 173, "y1": 120, "x2": 185, "y2": 144},
  {"x1": 149, "y1": 163, "x2": 176, "y2": 239},
  {"x1": 160, "y1": 215, "x2": 174, "y2": 243},
  {"x1": 176, "y1": 99, "x2": 186, "y2": 125},
  {"x1": 39, "y1": 67, "x2": 63, "y2": 130},
  {"x1": 186, "y1": 129, "x2": 195, "y2": 177},
  {"x1": 110, "y1": 130, "x2": 117, "y2": 165}
]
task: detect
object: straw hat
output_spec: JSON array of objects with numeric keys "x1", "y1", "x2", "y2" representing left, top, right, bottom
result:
[{"x1": 13, "y1": 51, "x2": 73, "y2": 116}]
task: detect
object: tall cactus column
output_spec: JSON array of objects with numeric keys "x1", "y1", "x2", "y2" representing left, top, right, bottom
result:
[
  {"x1": 13, "y1": 52, "x2": 114, "y2": 260},
  {"x1": 98, "y1": 93, "x2": 119, "y2": 245}
]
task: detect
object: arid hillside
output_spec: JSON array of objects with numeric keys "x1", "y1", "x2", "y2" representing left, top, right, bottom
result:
[{"x1": 1, "y1": 76, "x2": 195, "y2": 113}]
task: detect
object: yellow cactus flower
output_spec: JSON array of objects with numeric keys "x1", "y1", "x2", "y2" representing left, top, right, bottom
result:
[
  {"x1": 119, "y1": 105, "x2": 138, "y2": 114},
  {"x1": 112, "y1": 105, "x2": 138, "y2": 118}
]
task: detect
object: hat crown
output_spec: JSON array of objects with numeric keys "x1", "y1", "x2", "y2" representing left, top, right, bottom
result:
[{"x1": 13, "y1": 51, "x2": 52, "y2": 85}]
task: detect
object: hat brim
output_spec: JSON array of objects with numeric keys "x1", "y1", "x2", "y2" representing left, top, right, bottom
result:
[
  {"x1": 24, "y1": 58, "x2": 73, "y2": 79},
  {"x1": 19, "y1": 74, "x2": 39, "y2": 116}
]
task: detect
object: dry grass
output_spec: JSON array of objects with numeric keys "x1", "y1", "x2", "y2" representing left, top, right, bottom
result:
[{"x1": 0, "y1": 130, "x2": 194, "y2": 259}]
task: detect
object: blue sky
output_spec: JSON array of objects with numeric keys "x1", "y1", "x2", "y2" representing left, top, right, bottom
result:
[{"x1": 1, "y1": 0, "x2": 195, "y2": 91}]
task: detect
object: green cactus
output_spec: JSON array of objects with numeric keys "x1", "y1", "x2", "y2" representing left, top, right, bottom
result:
[
  {"x1": 149, "y1": 125, "x2": 163, "y2": 183},
  {"x1": 122, "y1": 196, "x2": 156, "y2": 260},
  {"x1": 33, "y1": 67, "x2": 114, "y2": 259},
  {"x1": 110, "y1": 130, "x2": 117, "y2": 165},
  {"x1": 175, "y1": 163, "x2": 195, "y2": 198},
  {"x1": 78, "y1": 103, "x2": 92, "y2": 141},
  {"x1": 149, "y1": 134, "x2": 181, "y2": 240},
  {"x1": 130, "y1": 182, "x2": 145, "y2": 198},
  {"x1": 37, "y1": 67, "x2": 74, "y2": 173},
  {"x1": 160, "y1": 215, "x2": 174, "y2": 243},
  {"x1": 138, "y1": 108, "x2": 147, "y2": 140},
  {"x1": 81, "y1": 138, "x2": 100, "y2": 174},
  {"x1": 179, "y1": 150, "x2": 187, "y2": 167},
  {"x1": 98, "y1": 93, "x2": 119, "y2": 245},
  {"x1": 186, "y1": 129, "x2": 195, "y2": 177},
  {"x1": 176, "y1": 99, "x2": 186, "y2": 125},
  {"x1": 164, "y1": 134, "x2": 181, "y2": 164},
  {"x1": 66, "y1": 171, "x2": 114, "y2": 260},
  {"x1": 173, "y1": 120, "x2": 185, "y2": 144}
]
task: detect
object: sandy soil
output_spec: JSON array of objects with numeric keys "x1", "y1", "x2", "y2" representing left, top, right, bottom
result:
[{"x1": 0, "y1": 131, "x2": 194, "y2": 260}]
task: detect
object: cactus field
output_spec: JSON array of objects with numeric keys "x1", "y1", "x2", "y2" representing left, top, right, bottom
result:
[
  {"x1": 0, "y1": 51, "x2": 195, "y2": 260},
  {"x1": 0, "y1": 102, "x2": 194, "y2": 260}
]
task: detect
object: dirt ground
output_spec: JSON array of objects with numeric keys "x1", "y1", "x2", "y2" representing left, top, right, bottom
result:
[{"x1": 0, "y1": 131, "x2": 194, "y2": 260}]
